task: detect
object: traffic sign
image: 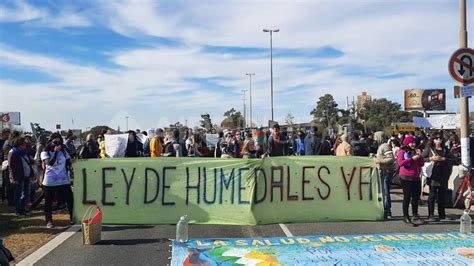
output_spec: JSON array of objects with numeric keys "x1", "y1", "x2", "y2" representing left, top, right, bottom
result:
[
  {"x1": 460, "y1": 84, "x2": 474, "y2": 97},
  {"x1": 448, "y1": 47, "x2": 474, "y2": 84}
]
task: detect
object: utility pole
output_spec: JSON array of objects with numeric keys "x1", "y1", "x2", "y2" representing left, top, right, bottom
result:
[
  {"x1": 263, "y1": 29, "x2": 279, "y2": 121},
  {"x1": 241, "y1": 89, "x2": 248, "y2": 128},
  {"x1": 246, "y1": 73, "x2": 255, "y2": 128},
  {"x1": 459, "y1": 0, "x2": 471, "y2": 167}
]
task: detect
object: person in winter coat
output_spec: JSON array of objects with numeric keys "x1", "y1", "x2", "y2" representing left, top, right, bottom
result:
[
  {"x1": 397, "y1": 135, "x2": 425, "y2": 225},
  {"x1": 8, "y1": 137, "x2": 33, "y2": 215},
  {"x1": 373, "y1": 133, "x2": 395, "y2": 219},
  {"x1": 423, "y1": 133, "x2": 455, "y2": 222},
  {"x1": 125, "y1": 131, "x2": 143, "y2": 157}
]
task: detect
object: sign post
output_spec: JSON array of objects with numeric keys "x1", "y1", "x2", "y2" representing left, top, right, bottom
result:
[{"x1": 449, "y1": 0, "x2": 472, "y2": 167}]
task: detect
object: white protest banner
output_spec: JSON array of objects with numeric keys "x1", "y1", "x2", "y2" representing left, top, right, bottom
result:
[
  {"x1": 413, "y1": 114, "x2": 460, "y2": 129},
  {"x1": 0, "y1": 112, "x2": 21, "y2": 125},
  {"x1": 105, "y1": 134, "x2": 128, "y2": 158},
  {"x1": 205, "y1": 134, "x2": 219, "y2": 147}
]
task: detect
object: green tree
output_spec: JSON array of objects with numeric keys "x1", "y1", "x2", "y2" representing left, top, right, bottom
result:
[
  {"x1": 81, "y1": 125, "x2": 116, "y2": 140},
  {"x1": 310, "y1": 94, "x2": 340, "y2": 128},
  {"x1": 200, "y1": 113, "x2": 213, "y2": 131},
  {"x1": 359, "y1": 98, "x2": 422, "y2": 132},
  {"x1": 221, "y1": 108, "x2": 245, "y2": 128}
]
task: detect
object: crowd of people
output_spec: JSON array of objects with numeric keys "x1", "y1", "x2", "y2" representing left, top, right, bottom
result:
[{"x1": 0, "y1": 123, "x2": 469, "y2": 228}]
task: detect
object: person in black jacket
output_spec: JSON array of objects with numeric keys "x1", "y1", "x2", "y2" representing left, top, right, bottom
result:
[
  {"x1": 79, "y1": 134, "x2": 100, "y2": 159},
  {"x1": 423, "y1": 133, "x2": 455, "y2": 222},
  {"x1": 125, "y1": 131, "x2": 143, "y2": 157}
]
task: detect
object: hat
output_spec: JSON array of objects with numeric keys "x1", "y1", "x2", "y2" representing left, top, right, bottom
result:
[{"x1": 402, "y1": 135, "x2": 416, "y2": 146}]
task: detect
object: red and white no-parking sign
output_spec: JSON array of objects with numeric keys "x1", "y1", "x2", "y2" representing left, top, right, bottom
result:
[{"x1": 448, "y1": 47, "x2": 474, "y2": 84}]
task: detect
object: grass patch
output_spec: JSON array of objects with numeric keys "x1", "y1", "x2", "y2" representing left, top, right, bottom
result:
[{"x1": 0, "y1": 197, "x2": 71, "y2": 259}]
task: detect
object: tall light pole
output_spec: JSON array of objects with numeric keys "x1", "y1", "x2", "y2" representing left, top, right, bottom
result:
[
  {"x1": 263, "y1": 29, "x2": 279, "y2": 122},
  {"x1": 241, "y1": 89, "x2": 248, "y2": 128},
  {"x1": 245, "y1": 73, "x2": 255, "y2": 128},
  {"x1": 125, "y1": 116, "x2": 129, "y2": 131},
  {"x1": 459, "y1": 0, "x2": 471, "y2": 167}
]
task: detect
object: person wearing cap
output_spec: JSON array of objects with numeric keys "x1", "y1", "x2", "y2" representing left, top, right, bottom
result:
[{"x1": 397, "y1": 135, "x2": 425, "y2": 225}]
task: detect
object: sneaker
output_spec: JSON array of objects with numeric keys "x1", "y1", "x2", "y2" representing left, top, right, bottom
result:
[
  {"x1": 426, "y1": 216, "x2": 438, "y2": 222},
  {"x1": 403, "y1": 216, "x2": 411, "y2": 224},
  {"x1": 384, "y1": 212, "x2": 392, "y2": 220},
  {"x1": 46, "y1": 221, "x2": 54, "y2": 229}
]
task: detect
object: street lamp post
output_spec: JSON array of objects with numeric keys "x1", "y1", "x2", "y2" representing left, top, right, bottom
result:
[
  {"x1": 241, "y1": 89, "x2": 248, "y2": 128},
  {"x1": 245, "y1": 73, "x2": 255, "y2": 128},
  {"x1": 263, "y1": 29, "x2": 279, "y2": 122},
  {"x1": 125, "y1": 116, "x2": 129, "y2": 131}
]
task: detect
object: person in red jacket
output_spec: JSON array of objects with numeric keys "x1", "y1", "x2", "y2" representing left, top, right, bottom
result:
[{"x1": 397, "y1": 135, "x2": 425, "y2": 225}]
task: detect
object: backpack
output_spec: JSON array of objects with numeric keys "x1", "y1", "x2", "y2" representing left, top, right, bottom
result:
[{"x1": 353, "y1": 141, "x2": 369, "y2": 156}]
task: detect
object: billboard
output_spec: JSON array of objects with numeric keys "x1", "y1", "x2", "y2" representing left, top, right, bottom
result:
[
  {"x1": 404, "y1": 89, "x2": 446, "y2": 111},
  {"x1": 0, "y1": 112, "x2": 21, "y2": 125}
]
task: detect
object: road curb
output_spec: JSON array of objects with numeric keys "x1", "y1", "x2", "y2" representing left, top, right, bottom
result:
[{"x1": 16, "y1": 225, "x2": 81, "y2": 265}]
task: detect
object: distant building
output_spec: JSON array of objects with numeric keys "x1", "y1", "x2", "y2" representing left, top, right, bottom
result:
[{"x1": 356, "y1": 91, "x2": 372, "y2": 113}]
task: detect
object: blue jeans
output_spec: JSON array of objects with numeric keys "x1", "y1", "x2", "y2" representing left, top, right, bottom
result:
[
  {"x1": 13, "y1": 179, "x2": 30, "y2": 214},
  {"x1": 380, "y1": 170, "x2": 393, "y2": 215}
]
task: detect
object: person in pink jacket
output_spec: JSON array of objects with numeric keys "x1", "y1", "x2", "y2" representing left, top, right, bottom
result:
[{"x1": 397, "y1": 135, "x2": 425, "y2": 225}]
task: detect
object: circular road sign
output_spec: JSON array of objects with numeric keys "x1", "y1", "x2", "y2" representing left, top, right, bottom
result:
[{"x1": 448, "y1": 47, "x2": 474, "y2": 85}]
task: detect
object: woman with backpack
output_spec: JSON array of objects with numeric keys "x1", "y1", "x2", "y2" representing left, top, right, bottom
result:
[
  {"x1": 397, "y1": 135, "x2": 425, "y2": 225},
  {"x1": 423, "y1": 133, "x2": 454, "y2": 222},
  {"x1": 41, "y1": 133, "x2": 73, "y2": 228}
]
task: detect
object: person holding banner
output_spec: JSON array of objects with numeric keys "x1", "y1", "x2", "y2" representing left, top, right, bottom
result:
[
  {"x1": 397, "y1": 135, "x2": 425, "y2": 225},
  {"x1": 41, "y1": 133, "x2": 73, "y2": 228},
  {"x1": 267, "y1": 124, "x2": 285, "y2": 157},
  {"x1": 241, "y1": 131, "x2": 256, "y2": 159},
  {"x1": 373, "y1": 133, "x2": 395, "y2": 220}
]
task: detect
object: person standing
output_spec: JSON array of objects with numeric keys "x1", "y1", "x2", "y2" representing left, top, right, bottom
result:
[
  {"x1": 296, "y1": 131, "x2": 305, "y2": 156},
  {"x1": 79, "y1": 134, "x2": 100, "y2": 159},
  {"x1": 150, "y1": 131, "x2": 163, "y2": 158},
  {"x1": 373, "y1": 134, "x2": 395, "y2": 219},
  {"x1": 335, "y1": 134, "x2": 353, "y2": 156},
  {"x1": 267, "y1": 124, "x2": 285, "y2": 157},
  {"x1": 397, "y1": 135, "x2": 425, "y2": 225},
  {"x1": 125, "y1": 131, "x2": 143, "y2": 157},
  {"x1": 64, "y1": 131, "x2": 77, "y2": 159},
  {"x1": 8, "y1": 137, "x2": 33, "y2": 215},
  {"x1": 41, "y1": 133, "x2": 73, "y2": 228},
  {"x1": 423, "y1": 133, "x2": 454, "y2": 222},
  {"x1": 241, "y1": 131, "x2": 256, "y2": 159}
]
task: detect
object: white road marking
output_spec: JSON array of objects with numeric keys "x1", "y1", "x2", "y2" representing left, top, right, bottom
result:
[
  {"x1": 17, "y1": 225, "x2": 81, "y2": 266},
  {"x1": 278, "y1": 223, "x2": 293, "y2": 237}
]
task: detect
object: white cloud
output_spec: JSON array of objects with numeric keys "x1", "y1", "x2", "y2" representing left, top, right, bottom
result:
[
  {"x1": 0, "y1": 0, "x2": 47, "y2": 22},
  {"x1": 1, "y1": 0, "x2": 473, "y2": 130}
]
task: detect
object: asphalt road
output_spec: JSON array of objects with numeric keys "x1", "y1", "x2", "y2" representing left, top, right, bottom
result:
[{"x1": 32, "y1": 189, "x2": 465, "y2": 265}]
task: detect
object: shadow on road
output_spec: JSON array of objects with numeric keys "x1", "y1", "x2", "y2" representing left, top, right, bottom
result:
[
  {"x1": 101, "y1": 225, "x2": 155, "y2": 232},
  {"x1": 96, "y1": 238, "x2": 169, "y2": 245}
]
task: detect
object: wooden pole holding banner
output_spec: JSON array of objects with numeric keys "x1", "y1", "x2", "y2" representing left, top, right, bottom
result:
[{"x1": 459, "y1": 0, "x2": 471, "y2": 167}]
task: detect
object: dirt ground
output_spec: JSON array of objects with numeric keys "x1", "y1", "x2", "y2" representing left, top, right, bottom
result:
[{"x1": 0, "y1": 199, "x2": 70, "y2": 260}]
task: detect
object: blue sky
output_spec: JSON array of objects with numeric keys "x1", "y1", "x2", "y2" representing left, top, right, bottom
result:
[{"x1": 0, "y1": 0, "x2": 473, "y2": 131}]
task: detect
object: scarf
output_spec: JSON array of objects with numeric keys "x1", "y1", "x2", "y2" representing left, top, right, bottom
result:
[{"x1": 272, "y1": 131, "x2": 281, "y2": 144}]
